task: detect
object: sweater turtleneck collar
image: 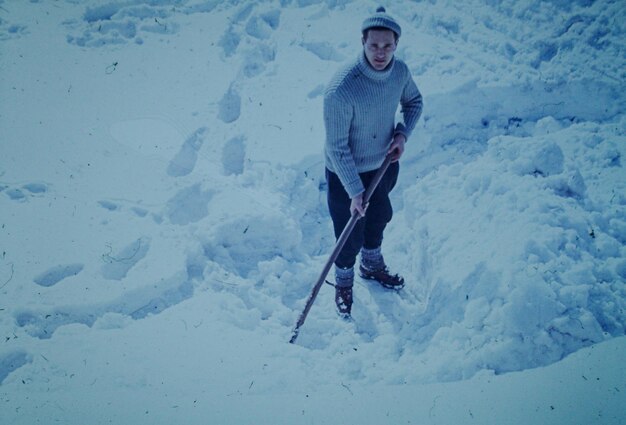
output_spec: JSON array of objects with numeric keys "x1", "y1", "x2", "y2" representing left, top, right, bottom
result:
[{"x1": 357, "y1": 51, "x2": 395, "y2": 81}]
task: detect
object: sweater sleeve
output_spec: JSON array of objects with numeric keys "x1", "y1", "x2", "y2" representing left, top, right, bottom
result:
[
  {"x1": 324, "y1": 92, "x2": 365, "y2": 198},
  {"x1": 394, "y1": 70, "x2": 423, "y2": 141}
]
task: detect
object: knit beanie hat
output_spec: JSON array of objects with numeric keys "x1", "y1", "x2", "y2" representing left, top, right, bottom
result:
[{"x1": 361, "y1": 6, "x2": 401, "y2": 38}]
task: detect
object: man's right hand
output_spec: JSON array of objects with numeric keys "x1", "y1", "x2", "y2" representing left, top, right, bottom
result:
[{"x1": 350, "y1": 193, "x2": 367, "y2": 218}]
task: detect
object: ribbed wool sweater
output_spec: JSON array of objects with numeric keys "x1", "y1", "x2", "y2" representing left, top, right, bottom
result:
[{"x1": 324, "y1": 52, "x2": 423, "y2": 198}]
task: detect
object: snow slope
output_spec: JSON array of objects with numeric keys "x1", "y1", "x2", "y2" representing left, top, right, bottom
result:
[{"x1": 1, "y1": 0, "x2": 625, "y2": 423}]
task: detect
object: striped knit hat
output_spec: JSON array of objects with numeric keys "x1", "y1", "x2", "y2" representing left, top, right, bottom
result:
[{"x1": 361, "y1": 6, "x2": 401, "y2": 38}]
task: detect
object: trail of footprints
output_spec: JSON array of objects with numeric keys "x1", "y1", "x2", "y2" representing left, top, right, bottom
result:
[
  {"x1": 3, "y1": 118, "x2": 274, "y2": 344},
  {"x1": 1, "y1": 0, "x2": 351, "y2": 383},
  {"x1": 1, "y1": 182, "x2": 48, "y2": 201}
]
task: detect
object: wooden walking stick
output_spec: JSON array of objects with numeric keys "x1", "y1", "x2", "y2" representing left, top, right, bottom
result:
[{"x1": 289, "y1": 153, "x2": 394, "y2": 343}]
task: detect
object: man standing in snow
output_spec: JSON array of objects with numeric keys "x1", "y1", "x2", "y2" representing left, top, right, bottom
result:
[{"x1": 324, "y1": 7, "x2": 423, "y2": 317}]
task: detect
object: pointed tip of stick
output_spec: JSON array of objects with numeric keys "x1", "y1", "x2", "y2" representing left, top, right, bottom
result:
[{"x1": 289, "y1": 330, "x2": 299, "y2": 344}]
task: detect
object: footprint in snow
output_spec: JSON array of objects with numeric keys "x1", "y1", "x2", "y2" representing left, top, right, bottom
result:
[
  {"x1": 241, "y1": 42, "x2": 276, "y2": 78},
  {"x1": 167, "y1": 127, "x2": 208, "y2": 177},
  {"x1": 2, "y1": 183, "x2": 48, "y2": 202},
  {"x1": 218, "y1": 84, "x2": 241, "y2": 123},
  {"x1": 101, "y1": 237, "x2": 151, "y2": 281},
  {"x1": 0, "y1": 23, "x2": 28, "y2": 41},
  {"x1": 308, "y1": 84, "x2": 325, "y2": 99},
  {"x1": 165, "y1": 184, "x2": 214, "y2": 225},
  {"x1": 0, "y1": 351, "x2": 32, "y2": 385},
  {"x1": 219, "y1": 25, "x2": 241, "y2": 57},
  {"x1": 22, "y1": 183, "x2": 47, "y2": 194},
  {"x1": 222, "y1": 136, "x2": 246, "y2": 176},
  {"x1": 96, "y1": 198, "x2": 154, "y2": 220},
  {"x1": 231, "y1": 3, "x2": 255, "y2": 24},
  {"x1": 33, "y1": 264, "x2": 84, "y2": 287},
  {"x1": 245, "y1": 10, "x2": 280, "y2": 40},
  {"x1": 4, "y1": 188, "x2": 25, "y2": 201},
  {"x1": 98, "y1": 200, "x2": 120, "y2": 211}
]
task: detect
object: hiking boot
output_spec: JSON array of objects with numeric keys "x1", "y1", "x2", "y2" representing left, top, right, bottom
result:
[
  {"x1": 359, "y1": 264, "x2": 405, "y2": 290},
  {"x1": 335, "y1": 286, "x2": 353, "y2": 318}
]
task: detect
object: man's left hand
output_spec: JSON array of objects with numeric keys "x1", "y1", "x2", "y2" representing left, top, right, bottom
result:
[{"x1": 388, "y1": 134, "x2": 406, "y2": 162}]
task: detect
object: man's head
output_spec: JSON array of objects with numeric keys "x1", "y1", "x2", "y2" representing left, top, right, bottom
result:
[
  {"x1": 362, "y1": 29, "x2": 397, "y2": 70},
  {"x1": 361, "y1": 7, "x2": 401, "y2": 71}
]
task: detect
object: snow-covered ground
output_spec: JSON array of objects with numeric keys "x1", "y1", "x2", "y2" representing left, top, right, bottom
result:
[{"x1": 1, "y1": 0, "x2": 625, "y2": 423}]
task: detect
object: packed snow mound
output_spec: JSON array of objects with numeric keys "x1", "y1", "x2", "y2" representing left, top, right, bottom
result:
[{"x1": 395, "y1": 118, "x2": 626, "y2": 381}]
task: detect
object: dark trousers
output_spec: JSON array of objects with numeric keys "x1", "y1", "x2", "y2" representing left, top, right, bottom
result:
[{"x1": 326, "y1": 161, "x2": 399, "y2": 269}]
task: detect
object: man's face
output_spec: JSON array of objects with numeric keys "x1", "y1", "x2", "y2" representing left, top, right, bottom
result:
[{"x1": 362, "y1": 29, "x2": 397, "y2": 71}]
